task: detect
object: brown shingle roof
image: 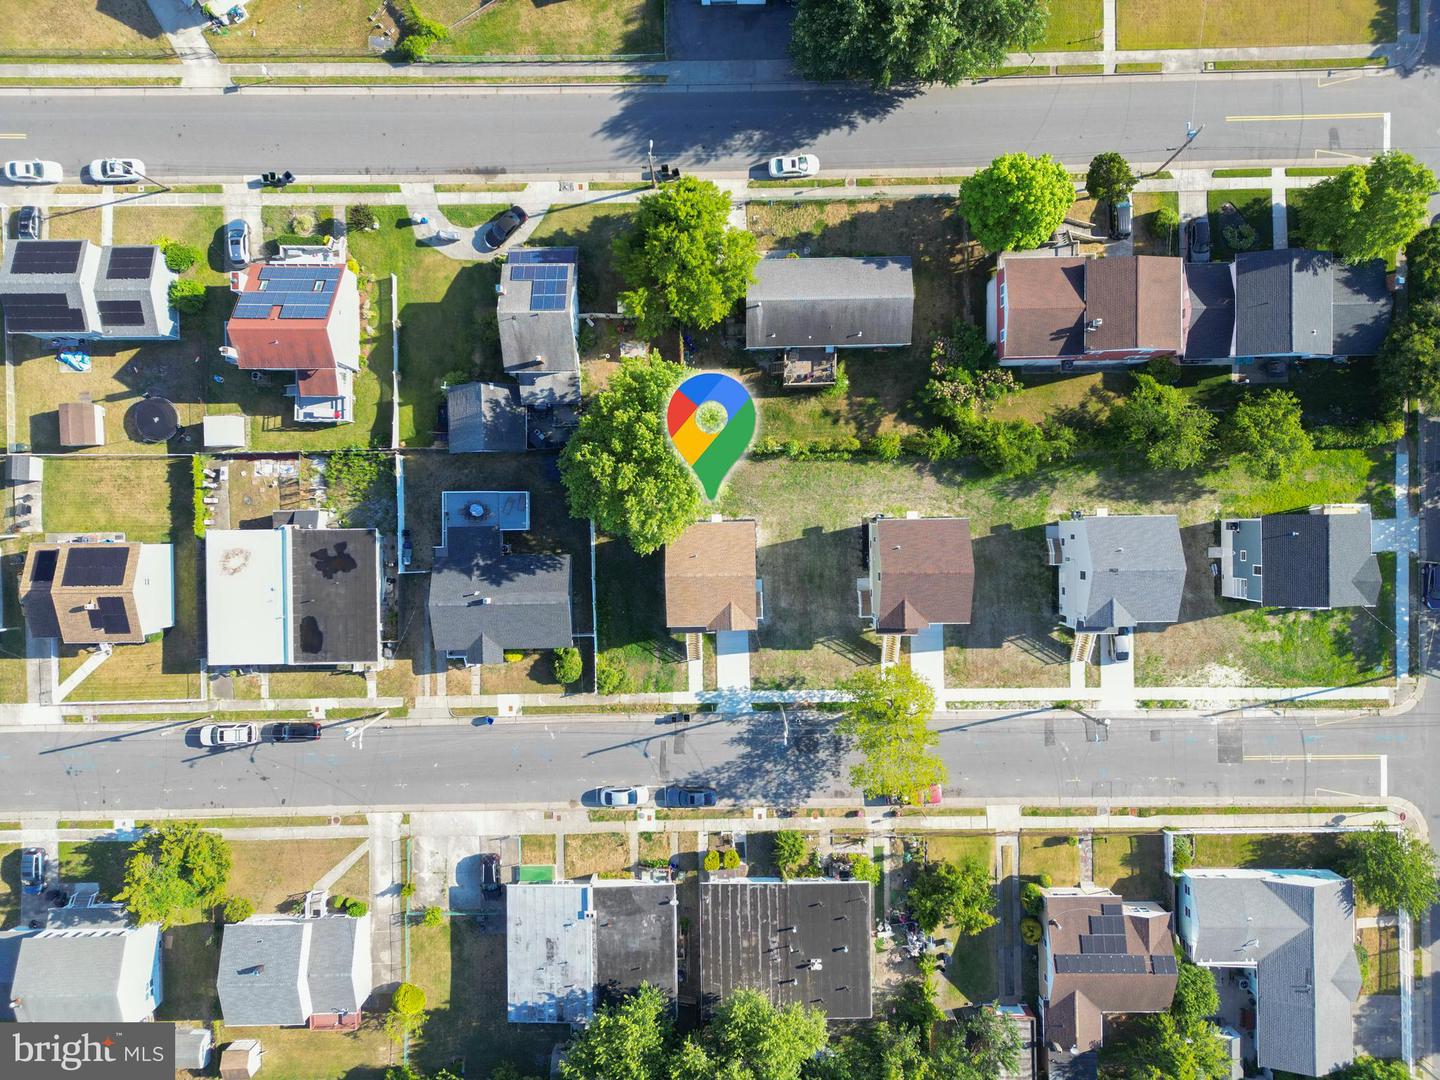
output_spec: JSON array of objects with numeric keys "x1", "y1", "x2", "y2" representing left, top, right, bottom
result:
[
  {"x1": 1041, "y1": 893, "x2": 1178, "y2": 1054},
  {"x1": 1085, "y1": 256, "x2": 1184, "y2": 353},
  {"x1": 19, "y1": 542, "x2": 144, "y2": 644},
  {"x1": 868, "y1": 517, "x2": 973, "y2": 633},
  {"x1": 664, "y1": 520, "x2": 759, "y2": 632},
  {"x1": 58, "y1": 402, "x2": 104, "y2": 447},
  {"x1": 1001, "y1": 257, "x2": 1086, "y2": 358}
]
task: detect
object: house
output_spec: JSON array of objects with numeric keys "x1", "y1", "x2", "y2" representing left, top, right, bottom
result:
[
  {"x1": 857, "y1": 514, "x2": 973, "y2": 635},
  {"x1": 1214, "y1": 506, "x2": 1381, "y2": 608},
  {"x1": 221, "y1": 247, "x2": 361, "y2": 424},
  {"x1": 0, "y1": 921, "x2": 163, "y2": 1023},
  {"x1": 205, "y1": 514, "x2": 381, "y2": 667},
  {"x1": 1046, "y1": 514, "x2": 1185, "y2": 640},
  {"x1": 1234, "y1": 249, "x2": 1390, "y2": 360},
  {"x1": 1039, "y1": 892, "x2": 1177, "y2": 1064},
  {"x1": 20, "y1": 540, "x2": 175, "y2": 645},
  {"x1": 499, "y1": 247, "x2": 581, "y2": 410},
  {"x1": 695, "y1": 879, "x2": 872, "y2": 1020},
  {"x1": 1177, "y1": 868, "x2": 1361, "y2": 1076},
  {"x1": 58, "y1": 401, "x2": 106, "y2": 447},
  {"x1": 446, "y1": 381, "x2": 526, "y2": 453},
  {"x1": 0, "y1": 239, "x2": 177, "y2": 340},
  {"x1": 506, "y1": 881, "x2": 678, "y2": 1024},
  {"x1": 1184, "y1": 263, "x2": 1238, "y2": 361},
  {"x1": 217, "y1": 913, "x2": 372, "y2": 1028},
  {"x1": 664, "y1": 518, "x2": 763, "y2": 634},
  {"x1": 745, "y1": 255, "x2": 913, "y2": 387}
]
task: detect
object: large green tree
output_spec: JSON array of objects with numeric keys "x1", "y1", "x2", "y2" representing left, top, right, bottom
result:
[
  {"x1": 1406, "y1": 225, "x2": 1440, "y2": 300},
  {"x1": 1341, "y1": 823, "x2": 1439, "y2": 915},
  {"x1": 673, "y1": 991, "x2": 828, "y2": 1080},
  {"x1": 945, "y1": 1006, "x2": 1022, "y2": 1078},
  {"x1": 1086, "y1": 152, "x2": 1137, "y2": 205},
  {"x1": 614, "y1": 177, "x2": 758, "y2": 339},
  {"x1": 117, "y1": 821, "x2": 231, "y2": 927},
  {"x1": 1328, "y1": 1057, "x2": 1413, "y2": 1079},
  {"x1": 1099, "y1": 1014, "x2": 1231, "y2": 1080},
  {"x1": 837, "y1": 666, "x2": 944, "y2": 803},
  {"x1": 907, "y1": 858, "x2": 996, "y2": 935},
  {"x1": 1227, "y1": 388, "x2": 1312, "y2": 479},
  {"x1": 1171, "y1": 961, "x2": 1220, "y2": 1026},
  {"x1": 558, "y1": 983, "x2": 672, "y2": 1080},
  {"x1": 1376, "y1": 300, "x2": 1440, "y2": 408},
  {"x1": 1300, "y1": 151, "x2": 1437, "y2": 265},
  {"x1": 789, "y1": 0, "x2": 1049, "y2": 87},
  {"x1": 959, "y1": 152, "x2": 1075, "y2": 253},
  {"x1": 559, "y1": 353, "x2": 701, "y2": 554},
  {"x1": 1113, "y1": 373, "x2": 1216, "y2": 470}
]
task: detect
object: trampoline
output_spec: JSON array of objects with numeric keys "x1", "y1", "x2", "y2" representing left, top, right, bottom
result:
[{"x1": 130, "y1": 396, "x2": 179, "y2": 443}]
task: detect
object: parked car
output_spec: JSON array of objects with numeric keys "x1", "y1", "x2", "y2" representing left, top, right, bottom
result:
[
  {"x1": 1424, "y1": 563, "x2": 1440, "y2": 611},
  {"x1": 599, "y1": 786, "x2": 649, "y2": 807},
  {"x1": 665, "y1": 785, "x2": 717, "y2": 808},
  {"x1": 1187, "y1": 216, "x2": 1212, "y2": 262},
  {"x1": 199, "y1": 722, "x2": 259, "y2": 747},
  {"x1": 273, "y1": 721, "x2": 323, "y2": 742},
  {"x1": 1109, "y1": 198, "x2": 1133, "y2": 240},
  {"x1": 87, "y1": 158, "x2": 145, "y2": 184},
  {"x1": 659, "y1": 711, "x2": 693, "y2": 724},
  {"x1": 3, "y1": 159, "x2": 62, "y2": 184},
  {"x1": 20, "y1": 848, "x2": 44, "y2": 892},
  {"x1": 14, "y1": 205, "x2": 40, "y2": 240},
  {"x1": 225, "y1": 220, "x2": 251, "y2": 268},
  {"x1": 1110, "y1": 626, "x2": 1132, "y2": 662},
  {"x1": 481, "y1": 206, "x2": 528, "y2": 250},
  {"x1": 768, "y1": 153, "x2": 820, "y2": 179}
]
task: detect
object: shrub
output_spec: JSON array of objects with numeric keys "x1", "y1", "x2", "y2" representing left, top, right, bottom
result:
[
  {"x1": 503, "y1": 651, "x2": 524, "y2": 664},
  {"x1": 1142, "y1": 355, "x2": 1181, "y2": 385},
  {"x1": 1021, "y1": 881, "x2": 1045, "y2": 915},
  {"x1": 1223, "y1": 222, "x2": 1257, "y2": 251},
  {"x1": 1152, "y1": 205, "x2": 1180, "y2": 251},
  {"x1": 162, "y1": 241, "x2": 200, "y2": 273},
  {"x1": 595, "y1": 656, "x2": 631, "y2": 695},
  {"x1": 722, "y1": 848, "x2": 741, "y2": 870},
  {"x1": 288, "y1": 212, "x2": 316, "y2": 236},
  {"x1": 221, "y1": 896, "x2": 254, "y2": 923},
  {"x1": 867, "y1": 432, "x2": 902, "y2": 461},
  {"x1": 703, "y1": 850, "x2": 721, "y2": 872},
  {"x1": 1310, "y1": 418, "x2": 1405, "y2": 449},
  {"x1": 392, "y1": 982, "x2": 426, "y2": 1014},
  {"x1": 553, "y1": 647, "x2": 583, "y2": 685},
  {"x1": 399, "y1": 881, "x2": 416, "y2": 901},
  {"x1": 1169, "y1": 831, "x2": 1195, "y2": 876},
  {"x1": 347, "y1": 204, "x2": 377, "y2": 232},
  {"x1": 392, "y1": 0, "x2": 449, "y2": 62},
  {"x1": 848, "y1": 853, "x2": 881, "y2": 886},
  {"x1": 1020, "y1": 916, "x2": 1043, "y2": 945},
  {"x1": 421, "y1": 906, "x2": 444, "y2": 928},
  {"x1": 1038, "y1": 871, "x2": 1054, "y2": 887},
  {"x1": 345, "y1": 900, "x2": 369, "y2": 918},
  {"x1": 821, "y1": 360, "x2": 850, "y2": 400},
  {"x1": 385, "y1": 982, "x2": 426, "y2": 1044},
  {"x1": 169, "y1": 278, "x2": 206, "y2": 315}
]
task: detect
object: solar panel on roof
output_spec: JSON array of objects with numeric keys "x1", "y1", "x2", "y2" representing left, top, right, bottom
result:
[
  {"x1": 30, "y1": 549, "x2": 57, "y2": 584},
  {"x1": 98, "y1": 300, "x2": 146, "y2": 327},
  {"x1": 1088, "y1": 915, "x2": 1124, "y2": 936},
  {"x1": 1101, "y1": 903, "x2": 1123, "y2": 916},
  {"x1": 1055, "y1": 953, "x2": 1148, "y2": 975},
  {"x1": 1080, "y1": 934, "x2": 1128, "y2": 954},
  {"x1": 62, "y1": 546, "x2": 128, "y2": 587},
  {"x1": 87, "y1": 595, "x2": 131, "y2": 636},
  {"x1": 11, "y1": 241, "x2": 82, "y2": 276},
  {"x1": 1151, "y1": 954, "x2": 1178, "y2": 975},
  {"x1": 279, "y1": 303, "x2": 331, "y2": 319},
  {"x1": 3, "y1": 292, "x2": 86, "y2": 333},
  {"x1": 105, "y1": 247, "x2": 154, "y2": 280}
]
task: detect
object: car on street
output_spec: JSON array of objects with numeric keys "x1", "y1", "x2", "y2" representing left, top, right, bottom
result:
[
  {"x1": 14, "y1": 205, "x2": 41, "y2": 240},
  {"x1": 599, "y1": 785, "x2": 649, "y2": 807},
  {"x1": 225, "y1": 220, "x2": 251, "y2": 268},
  {"x1": 1187, "y1": 216, "x2": 1212, "y2": 263},
  {"x1": 273, "y1": 721, "x2": 323, "y2": 742},
  {"x1": 481, "y1": 206, "x2": 528, "y2": 251},
  {"x1": 87, "y1": 158, "x2": 145, "y2": 184},
  {"x1": 1424, "y1": 563, "x2": 1440, "y2": 611},
  {"x1": 658, "y1": 711, "x2": 693, "y2": 724},
  {"x1": 768, "y1": 153, "x2": 820, "y2": 179},
  {"x1": 20, "y1": 848, "x2": 44, "y2": 892},
  {"x1": 664, "y1": 785, "x2": 716, "y2": 808},
  {"x1": 199, "y1": 722, "x2": 259, "y2": 747},
  {"x1": 4, "y1": 160, "x2": 62, "y2": 184}
]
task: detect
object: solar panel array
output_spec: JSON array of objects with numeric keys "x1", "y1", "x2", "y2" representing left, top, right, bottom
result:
[
  {"x1": 98, "y1": 300, "x2": 146, "y2": 328},
  {"x1": 1151, "y1": 954, "x2": 1178, "y2": 976},
  {"x1": 1101, "y1": 902, "x2": 1123, "y2": 916},
  {"x1": 1079, "y1": 934, "x2": 1129, "y2": 954},
  {"x1": 1054, "y1": 953, "x2": 1148, "y2": 975},
  {"x1": 509, "y1": 260, "x2": 570, "y2": 313},
  {"x1": 12, "y1": 240, "x2": 82, "y2": 276},
  {"x1": 3, "y1": 292, "x2": 85, "y2": 333},
  {"x1": 1088, "y1": 914, "x2": 1125, "y2": 936},
  {"x1": 62, "y1": 546, "x2": 129, "y2": 587},
  {"x1": 30, "y1": 549, "x2": 58, "y2": 584},
  {"x1": 105, "y1": 247, "x2": 154, "y2": 280},
  {"x1": 85, "y1": 595, "x2": 131, "y2": 636},
  {"x1": 231, "y1": 265, "x2": 339, "y2": 321}
]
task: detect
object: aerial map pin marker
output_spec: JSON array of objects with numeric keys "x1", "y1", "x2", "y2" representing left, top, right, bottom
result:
[{"x1": 666, "y1": 372, "x2": 757, "y2": 500}]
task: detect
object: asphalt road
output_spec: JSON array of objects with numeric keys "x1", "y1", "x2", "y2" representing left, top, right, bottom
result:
[{"x1": 2, "y1": 68, "x2": 1434, "y2": 178}]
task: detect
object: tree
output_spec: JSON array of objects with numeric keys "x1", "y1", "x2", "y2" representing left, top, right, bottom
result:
[
  {"x1": 1227, "y1": 389, "x2": 1312, "y2": 479},
  {"x1": 221, "y1": 896, "x2": 255, "y2": 923},
  {"x1": 1113, "y1": 373, "x2": 1216, "y2": 470},
  {"x1": 1406, "y1": 225, "x2": 1440, "y2": 300},
  {"x1": 346, "y1": 899, "x2": 369, "y2": 917},
  {"x1": 553, "y1": 647, "x2": 583, "y2": 685},
  {"x1": 811, "y1": 1024, "x2": 936, "y2": 1080},
  {"x1": 789, "y1": 0, "x2": 1048, "y2": 88},
  {"x1": 1377, "y1": 301, "x2": 1440, "y2": 408},
  {"x1": 613, "y1": 177, "x2": 758, "y2": 338},
  {"x1": 889, "y1": 971, "x2": 944, "y2": 1035},
  {"x1": 385, "y1": 982, "x2": 427, "y2": 1045},
  {"x1": 944, "y1": 1005, "x2": 1022, "y2": 1078},
  {"x1": 1171, "y1": 961, "x2": 1219, "y2": 1025},
  {"x1": 1099, "y1": 1014, "x2": 1231, "y2": 1080},
  {"x1": 558, "y1": 353, "x2": 701, "y2": 555},
  {"x1": 673, "y1": 990, "x2": 828, "y2": 1080},
  {"x1": 1300, "y1": 151, "x2": 1437, "y2": 264},
  {"x1": 960, "y1": 152, "x2": 1075, "y2": 253},
  {"x1": 117, "y1": 821, "x2": 232, "y2": 927},
  {"x1": 907, "y1": 858, "x2": 996, "y2": 935},
  {"x1": 169, "y1": 277, "x2": 206, "y2": 315},
  {"x1": 1329, "y1": 1057, "x2": 1413, "y2": 1080},
  {"x1": 837, "y1": 666, "x2": 945, "y2": 803},
  {"x1": 559, "y1": 983, "x2": 672, "y2": 1080},
  {"x1": 1086, "y1": 152, "x2": 1136, "y2": 205},
  {"x1": 1341, "y1": 823, "x2": 1439, "y2": 914},
  {"x1": 773, "y1": 830, "x2": 807, "y2": 877}
]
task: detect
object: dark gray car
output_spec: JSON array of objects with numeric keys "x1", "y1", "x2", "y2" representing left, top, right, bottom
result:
[{"x1": 1187, "y1": 216, "x2": 1212, "y2": 263}]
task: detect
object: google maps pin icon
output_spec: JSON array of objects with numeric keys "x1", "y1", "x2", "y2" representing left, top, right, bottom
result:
[{"x1": 666, "y1": 372, "x2": 758, "y2": 500}]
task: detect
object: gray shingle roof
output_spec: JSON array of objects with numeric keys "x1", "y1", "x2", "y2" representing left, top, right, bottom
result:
[
  {"x1": 428, "y1": 526, "x2": 573, "y2": 665},
  {"x1": 1257, "y1": 511, "x2": 1381, "y2": 609},
  {"x1": 746, "y1": 256, "x2": 914, "y2": 350},
  {"x1": 1057, "y1": 515, "x2": 1186, "y2": 632},
  {"x1": 9, "y1": 924, "x2": 160, "y2": 1023},
  {"x1": 0, "y1": 240, "x2": 175, "y2": 339},
  {"x1": 517, "y1": 369, "x2": 581, "y2": 408},
  {"x1": 1235, "y1": 249, "x2": 1335, "y2": 357},
  {"x1": 447, "y1": 381, "x2": 526, "y2": 453},
  {"x1": 306, "y1": 914, "x2": 370, "y2": 1016},
  {"x1": 499, "y1": 247, "x2": 579, "y2": 377},
  {"x1": 1184, "y1": 262, "x2": 1235, "y2": 360},
  {"x1": 1181, "y1": 869, "x2": 1360, "y2": 1076},
  {"x1": 1332, "y1": 260, "x2": 1391, "y2": 356},
  {"x1": 218, "y1": 916, "x2": 371, "y2": 1027}
]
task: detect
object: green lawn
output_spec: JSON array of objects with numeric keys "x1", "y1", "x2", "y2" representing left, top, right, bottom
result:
[
  {"x1": 0, "y1": 846, "x2": 19, "y2": 929},
  {"x1": 1116, "y1": 0, "x2": 1397, "y2": 49},
  {"x1": 564, "y1": 832, "x2": 630, "y2": 878},
  {"x1": 595, "y1": 535, "x2": 683, "y2": 693},
  {"x1": 1036, "y1": 0, "x2": 1105, "y2": 50},
  {"x1": 1020, "y1": 834, "x2": 1081, "y2": 887},
  {"x1": 520, "y1": 834, "x2": 557, "y2": 865},
  {"x1": 437, "y1": 204, "x2": 510, "y2": 229},
  {"x1": 1206, "y1": 189, "x2": 1274, "y2": 260},
  {"x1": 923, "y1": 833, "x2": 993, "y2": 867},
  {"x1": 429, "y1": 0, "x2": 664, "y2": 57},
  {"x1": 57, "y1": 840, "x2": 129, "y2": 899},
  {"x1": 1092, "y1": 832, "x2": 1168, "y2": 899},
  {"x1": 208, "y1": 0, "x2": 380, "y2": 57},
  {"x1": 1133, "y1": 192, "x2": 1181, "y2": 257},
  {"x1": 0, "y1": 0, "x2": 172, "y2": 57},
  {"x1": 1191, "y1": 831, "x2": 1346, "y2": 871}
]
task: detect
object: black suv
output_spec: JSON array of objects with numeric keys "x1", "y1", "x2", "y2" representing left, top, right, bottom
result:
[
  {"x1": 273, "y1": 721, "x2": 322, "y2": 742},
  {"x1": 14, "y1": 206, "x2": 40, "y2": 240}
]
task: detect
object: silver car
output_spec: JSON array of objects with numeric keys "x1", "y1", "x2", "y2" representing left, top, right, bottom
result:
[
  {"x1": 199, "y1": 722, "x2": 259, "y2": 747},
  {"x1": 599, "y1": 786, "x2": 650, "y2": 807},
  {"x1": 88, "y1": 157, "x2": 145, "y2": 184},
  {"x1": 768, "y1": 153, "x2": 820, "y2": 179},
  {"x1": 3, "y1": 159, "x2": 62, "y2": 184},
  {"x1": 225, "y1": 220, "x2": 251, "y2": 268}
]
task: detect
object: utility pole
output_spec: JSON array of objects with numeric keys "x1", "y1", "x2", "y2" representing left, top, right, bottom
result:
[
  {"x1": 647, "y1": 139, "x2": 658, "y2": 190},
  {"x1": 1146, "y1": 123, "x2": 1205, "y2": 178},
  {"x1": 344, "y1": 711, "x2": 389, "y2": 751}
]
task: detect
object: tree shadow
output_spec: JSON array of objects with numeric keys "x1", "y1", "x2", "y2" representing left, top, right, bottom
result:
[{"x1": 675, "y1": 710, "x2": 851, "y2": 806}]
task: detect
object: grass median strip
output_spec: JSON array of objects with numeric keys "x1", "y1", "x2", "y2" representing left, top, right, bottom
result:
[
  {"x1": 0, "y1": 76, "x2": 183, "y2": 86},
  {"x1": 1115, "y1": 61, "x2": 1163, "y2": 72},
  {"x1": 1056, "y1": 63, "x2": 1105, "y2": 74},
  {"x1": 1211, "y1": 56, "x2": 1387, "y2": 70},
  {"x1": 856, "y1": 176, "x2": 967, "y2": 187},
  {"x1": 748, "y1": 178, "x2": 849, "y2": 188},
  {"x1": 1212, "y1": 167, "x2": 1273, "y2": 178},
  {"x1": 1285, "y1": 166, "x2": 1349, "y2": 176}
]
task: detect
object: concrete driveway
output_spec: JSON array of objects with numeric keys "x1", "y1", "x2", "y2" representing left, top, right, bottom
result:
[{"x1": 665, "y1": 0, "x2": 795, "y2": 61}]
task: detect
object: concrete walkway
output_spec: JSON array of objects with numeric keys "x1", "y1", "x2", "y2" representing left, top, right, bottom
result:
[
  {"x1": 53, "y1": 645, "x2": 112, "y2": 704},
  {"x1": 313, "y1": 839, "x2": 370, "y2": 893},
  {"x1": 909, "y1": 625, "x2": 945, "y2": 695},
  {"x1": 367, "y1": 813, "x2": 405, "y2": 993},
  {"x1": 714, "y1": 631, "x2": 752, "y2": 697},
  {"x1": 143, "y1": 0, "x2": 227, "y2": 88}
]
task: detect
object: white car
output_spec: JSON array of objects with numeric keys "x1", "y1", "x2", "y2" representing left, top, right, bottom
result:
[
  {"x1": 3, "y1": 160, "x2": 62, "y2": 184},
  {"x1": 199, "y1": 723, "x2": 259, "y2": 748},
  {"x1": 768, "y1": 153, "x2": 820, "y2": 179},
  {"x1": 88, "y1": 158, "x2": 145, "y2": 184},
  {"x1": 599, "y1": 786, "x2": 650, "y2": 807}
]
